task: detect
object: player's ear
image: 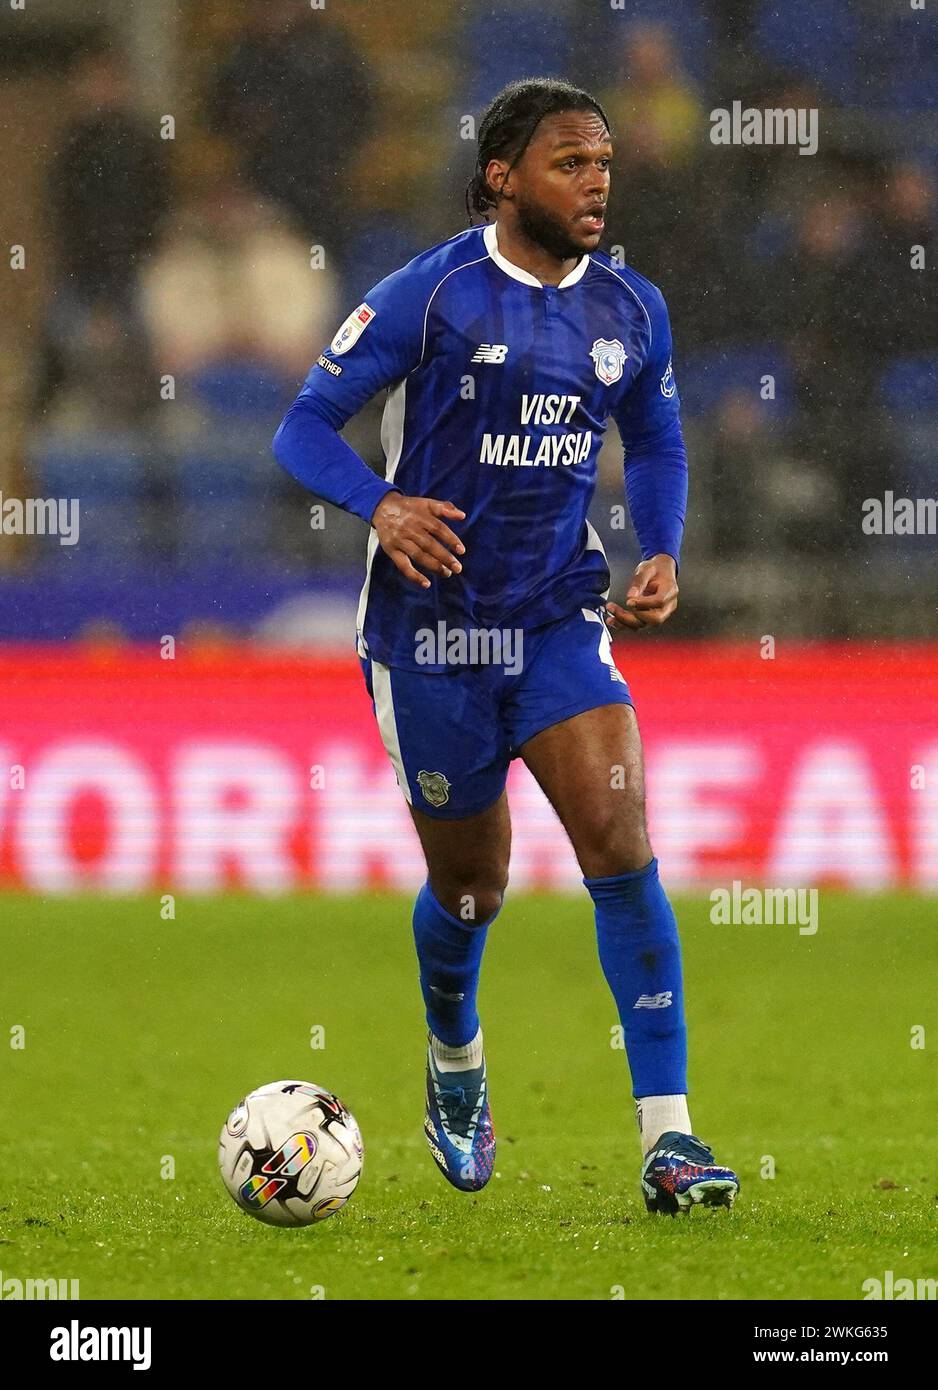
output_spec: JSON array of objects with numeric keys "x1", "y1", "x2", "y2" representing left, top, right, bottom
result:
[{"x1": 485, "y1": 159, "x2": 511, "y2": 199}]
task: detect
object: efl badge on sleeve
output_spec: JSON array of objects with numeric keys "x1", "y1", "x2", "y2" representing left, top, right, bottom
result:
[
  {"x1": 331, "y1": 303, "x2": 376, "y2": 356},
  {"x1": 590, "y1": 338, "x2": 628, "y2": 385}
]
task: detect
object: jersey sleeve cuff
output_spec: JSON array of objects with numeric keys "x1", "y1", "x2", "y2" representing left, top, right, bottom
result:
[{"x1": 349, "y1": 476, "x2": 402, "y2": 525}]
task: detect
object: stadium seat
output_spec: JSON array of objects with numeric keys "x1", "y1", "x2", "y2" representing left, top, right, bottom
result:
[
  {"x1": 177, "y1": 497, "x2": 266, "y2": 560},
  {"x1": 169, "y1": 415, "x2": 278, "y2": 494},
  {"x1": 878, "y1": 357, "x2": 938, "y2": 415},
  {"x1": 887, "y1": 68, "x2": 938, "y2": 115},
  {"x1": 342, "y1": 220, "x2": 427, "y2": 293},
  {"x1": 878, "y1": 356, "x2": 938, "y2": 499},
  {"x1": 28, "y1": 432, "x2": 153, "y2": 563},
  {"x1": 189, "y1": 359, "x2": 293, "y2": 422},
  {"x1": 754, "y1": 1, "x2": 864, "y2": 102},
  {"x1": 678, "y1": 346, "x2": 793, "y2": 420},
  {"x1": 879, "y1": 9, "x2": 936, "y2": 113},
  {"x1": 459, "y1": 7, "x2": 573, "y2": 109},
  {"x1": 588, "y1": 0, "x2": 713, "y2": 85},
  {"x1": 30, "y1": 430, "x2": 151, "y2": 498}
]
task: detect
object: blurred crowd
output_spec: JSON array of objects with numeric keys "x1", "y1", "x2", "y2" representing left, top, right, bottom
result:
[{"x1": 14, "y1": 0, "x2": 938, "y2": 638}]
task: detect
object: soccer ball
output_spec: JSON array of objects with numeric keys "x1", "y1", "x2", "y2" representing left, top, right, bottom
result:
[{"x1": 218, "y1": 1080, "x2": 363, "y2": 1227}]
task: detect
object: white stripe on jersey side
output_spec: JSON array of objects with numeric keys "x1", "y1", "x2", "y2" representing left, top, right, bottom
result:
[
  {"x1": 588, "y1": 258, "x2": 654, "y2": 347},
  {"x1": 584, "y1": 273, "x2": 646, "y2": 610},
  {"x1": 356, "y1": 378, "x2": 407, "y2": 657},
  {"x1": 358, "y1": 247, "x2": 489, "y2": 652},
  {"x1": 370, "y1": 659, "x2": 412, "y2": 804},
  {"x1": 582, "y1": 605, "x2": 618, "y2": 672},
  {"x1": 585, "y1": 518, "x2": 611, "y2": 600}
]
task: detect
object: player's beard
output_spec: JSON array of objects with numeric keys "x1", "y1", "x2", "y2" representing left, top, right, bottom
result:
[{"x1": 515, "y1": 191, "x2": 588, "y2": 261}]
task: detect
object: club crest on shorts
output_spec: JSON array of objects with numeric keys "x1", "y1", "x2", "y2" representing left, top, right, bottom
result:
[
  {"x1": 589, "y1": 337, "x2": 628, "y2": 385},
  {"x1": 417, "y1": 769, "x2": 451, "y2": 808}
]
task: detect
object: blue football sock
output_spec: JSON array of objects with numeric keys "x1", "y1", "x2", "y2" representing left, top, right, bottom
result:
[
  {"x1": 412, "y1": 881, "x2": 496, "y2": 1047},
  {"x1": 584, "y1": 858, "x2": 687, "y2": 1097}
]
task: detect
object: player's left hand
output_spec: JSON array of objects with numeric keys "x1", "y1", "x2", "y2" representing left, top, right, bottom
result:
[{"x1": 604, "y1": 554, "x2": 679, "y2": 632}]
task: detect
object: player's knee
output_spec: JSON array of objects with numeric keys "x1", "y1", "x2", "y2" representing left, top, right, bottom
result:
[
  {"x1": 574, "y1": 809, "x2": 651, "y2": 879},
  {"x1": 433, "y1": 873, "x2": 507, "y2": 926},
  {"x1": 467, "y1": 885, "x2": 505, "y2": 925}
]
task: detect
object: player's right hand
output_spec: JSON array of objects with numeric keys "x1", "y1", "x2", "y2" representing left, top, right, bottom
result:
[{"x1": 370, "y1": 493, "x2": 466, "y2": 589}]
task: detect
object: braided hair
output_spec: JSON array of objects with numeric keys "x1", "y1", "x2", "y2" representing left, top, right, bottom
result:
[{"x1": 465, "y1": 78, "x2": 611, "y2": 223}]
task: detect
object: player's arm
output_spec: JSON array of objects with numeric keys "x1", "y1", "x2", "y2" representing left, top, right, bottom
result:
[
  {"x1": 607, "y1": 286, "x2": 688, "y2": 632},
  {"x1": 272, "y1": 273, "x2": 465, "y2": 588}
]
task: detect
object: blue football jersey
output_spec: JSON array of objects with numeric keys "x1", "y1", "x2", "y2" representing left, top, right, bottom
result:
[{"x1": 296, "y1": 222, "x2": 685, "y2": 671}]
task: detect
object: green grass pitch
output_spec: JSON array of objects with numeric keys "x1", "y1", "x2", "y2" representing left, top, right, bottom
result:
[{"x1": 1, "y1": 892, "x2": 934, "y2": 1301}]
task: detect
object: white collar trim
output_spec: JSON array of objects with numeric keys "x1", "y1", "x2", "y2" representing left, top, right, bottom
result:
[{"x1": 482, "y1": 222, "x2": 589, "y2": 289}]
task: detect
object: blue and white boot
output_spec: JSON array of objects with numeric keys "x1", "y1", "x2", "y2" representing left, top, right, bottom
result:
[
  {"x1": 423, "y1": 1034, "x2": 495, "y2": 1192},
  {"x1": 641, "y1": 1130, "x2": 739, "y2": 1214}
]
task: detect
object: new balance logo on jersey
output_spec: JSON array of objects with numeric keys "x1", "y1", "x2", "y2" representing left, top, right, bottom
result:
[
  {"x1": 634, "y1": 991, "x2": 673, "y2": 1009},
  {"x1": 471, "y1": 343, "x2": 508, "y2": 364}
]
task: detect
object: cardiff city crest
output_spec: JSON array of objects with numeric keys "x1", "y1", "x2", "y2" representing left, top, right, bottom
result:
[
  {"x1": 590, "y1": 338, "x2": 628, "y2": 385},
  {"x1": 417, "y1": 769, "x2": 451, "y2": 808}
]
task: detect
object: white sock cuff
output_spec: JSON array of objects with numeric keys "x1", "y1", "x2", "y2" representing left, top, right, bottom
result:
[
  {"x1": 430, "y1": 1028, "x2": 483, "y2": 1070},
  {"x1": 636, "y1": 1094, "x2": 692, "y2": 1155}
]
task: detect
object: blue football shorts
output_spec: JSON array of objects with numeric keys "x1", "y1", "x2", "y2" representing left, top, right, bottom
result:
[{"x1": 359, "y1": 604, "x2": 634, "y2": 819}]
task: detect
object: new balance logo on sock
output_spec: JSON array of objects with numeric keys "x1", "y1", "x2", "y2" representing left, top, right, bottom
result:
[
  {"x1": 430, "y1": 985, "x2": 466, "y2": 1002},
  {"x1": 634, "y1": 991, "x2": 673, "y2": 1009}
]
